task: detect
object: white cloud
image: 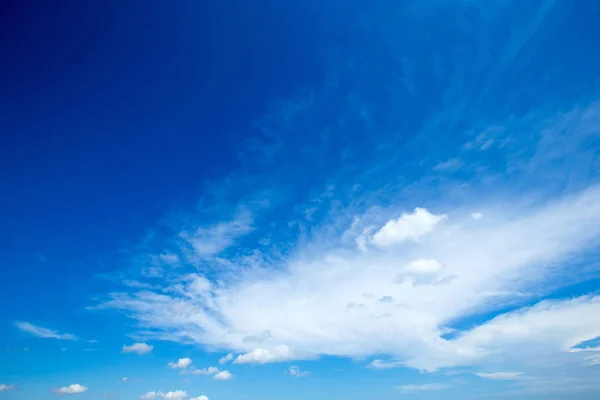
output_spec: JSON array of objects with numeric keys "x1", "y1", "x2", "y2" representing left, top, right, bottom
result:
[
  {"x1": 371, "y1": 208, "x2": 446, "y2": 247},
  {"x1": 190, "y1": 366, "x2": 219, "y2": 376},
  {"x1": 14, "y1": 322, "x2": 77, "y2": 340},
  {"x1": 122, "y1": 377, "x2": 128, "y2": 382},
  {"x1": 213, "y1": 370, "x2": 233, "y2": 380},
  {"x1": 475, "y1": 372, "x2": 525, "y2": 380},
  {"x1": 122, "y1": 343, "x2": 153, "y2": 355},
  {"x1": 369, "y1": 359, "x2": 404, "y2": 369},
  {"x1": 141, "y1": 391, "x2": 187, "y2": 400},
  {"x1": 168, "y1": 358, "x2": 192, "y2": 369},
  {"x1": 180, "y1": 210, "x2": 253, "y2": 259},
  {"x1": 470, "y1": 212, "x2": 483, "y2": 220},
  {"x1": 0, "y1": 384, "x2": 16, "y2": 392},
  {"x1": 100, "y1": 180, "x2": 600, "y2": 377},
  {"x1": 161, "y1": 391, "x2": 187, "y2": 400},
  {"x1": 190, "y1": 396, "x2": 208, "y2": 400},
  {"x1": 233, "y1": 346, "x2": 294, "y2": 364},
  {"x1": 397, "y1": 383, "x2": 449, "y2": 392},
  {"x1": 218, "y1": 353, "x2": 233, "y2": 364},
  {"x1": 52, "y1": 384, "x2": 88, "y2": 394},
  {"x1": 288, "y1": 366, "x2": 308, "y2": 377}
]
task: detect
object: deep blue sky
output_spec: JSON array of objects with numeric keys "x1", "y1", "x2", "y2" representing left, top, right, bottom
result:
[{"x1": 2, "y1": 1, "x2": 600, "y2": 399}]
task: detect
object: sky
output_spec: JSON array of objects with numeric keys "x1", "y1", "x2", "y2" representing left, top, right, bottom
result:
[{"x1": 1, "y1": 0, "x2": 600, "y2": 399}]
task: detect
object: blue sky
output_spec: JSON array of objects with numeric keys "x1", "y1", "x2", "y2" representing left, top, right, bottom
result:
[{"x1": 2, "y1": 0, "x2": 600, "y2": 399}]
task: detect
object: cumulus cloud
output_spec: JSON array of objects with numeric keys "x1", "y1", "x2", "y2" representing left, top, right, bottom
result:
[
  {"x1": 100, "y1": 181, "x2": 600, "y2": 377},
  {"x1": 0, "y1": 384, "x2": 16, "y2": 392},
  {"x1": 190, "y1": 396, "x2": 208, "y2": 400},
  {"x1": 140, "y1": 391, "x2": 187, "y2": 400},
  {"x1": 168, "y1": 358, "x2": 192, "y2": 369},
  {"x1": 122, "y1": 343, "x2": 153, "y2": 355},
  {"x1": 14, "y1": 322, "x2": 77, "y2": 340},
  {"x1": 213, "y1": 370, "x2": 233, "y2": 380},
  {"x1": 218, "y1": 353, "x2": 233, "y2": 364},
  {"x1": 52, "y1": 384, "x2": 88, "y2": 394},
  {"x1": 371, "y1": 208, "x2": 447, "y2": 247},
  {"x1": 233, "y1": 346, "x2": 294, "y2": 364}
]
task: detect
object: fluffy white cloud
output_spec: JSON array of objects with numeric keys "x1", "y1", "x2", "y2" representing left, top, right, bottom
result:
[
  {"x1": 213, "y1": 370, "x2": 233, "y2": 380},
  {"x1": 52, "y1": 384, "x2": 88, "y2": 394},
  {"x1": 168, "y1": 358, "x2": 192, "y2": 369},
  {"x1": 141, "y1": 391, "x2": 187, "y2": 400},
  {"x1": 371, "y1": 208, "x2": 446, "y2": 247},
  {"x1": 101, "y1": 183, "x2": 600, "y2": 378},
  {"x1": 161, "y1": 391, "x2": 187, "y2": 400},
  {"x1": 233, "y1": 346, "x2": 294, "y2": 364},
  {"x1": 475, "y1": 372, "x2": 525, "y2": 380},
  {"x1": 14, "y1": 322, "x2": 77, "y2": 340},
  {"x1": 122, "y1": 343, "x2": 153, "y2": 355},
  {"x1": 218, "y1": 353, "x2": 233, "y2": 364},
  {"x1": 0, "y1": 384, "x2": 16, "y2": 392},
  {"x1": 288, "y1": 366, "x2": 308, "y2": 377},
  {"x1": 190, "y1": 396, "x2": 208, "y2": 400},
  {"x1": 397, "y1": 383, "x2": 448, "y2": 392}
]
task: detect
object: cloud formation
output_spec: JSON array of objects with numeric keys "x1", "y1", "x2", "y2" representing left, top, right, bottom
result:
[
  {"x1": 53, "y1": 384, "x2": 88, "y2": 394},
  {"x1": 168, "y1": 358, "x2": 192, "y2": 369},
  {"x1": 122, "y1": 343, "x2": 153, "y2": 355},
  {"x1": 140, "y1": 391, "x2": 187, "y2": 400},
  {"x1": 14, "y1": 322, "x2": 77, "y2": 341},
  {"x1": 0, "y1": 384, "x2": 16, "y2": 392}
]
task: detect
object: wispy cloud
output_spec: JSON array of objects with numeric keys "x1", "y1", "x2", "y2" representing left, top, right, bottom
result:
[
  {"x1": 95, "y1": 0, "x2": 600, "y2": 393},
  {"x1": 0, "y1": 384, "x2": 16, "y2": 392},
  {"x1": 52, "y1": 384, "x2": 87, "y2": 394},
  {"x1": 14, "y1": 322, "x2": 77, "y2": 341},
  {"x1": 474, "y1": 372, "x2": 525, "y2": 380},
  {"x1": 397, "y1": 383, "x2": 449, "y2": 392}
]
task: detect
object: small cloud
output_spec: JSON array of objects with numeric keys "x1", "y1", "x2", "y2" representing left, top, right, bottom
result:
[
  {"x1": 122, "y1": 377, "x2": 128, "y2": 383},
  {"x1": 233, "y1": 345, "x2": 294, "y2": 364},
  {"x1": 213, "y1": 370, "x2": 233, "y2": 380},
  {"x1": 14, "y1": 322, "x2": 77, "y2": 341},
  {"x1": 218, "y1": 353, "x2": 233, "y2": 364},
  {"x1": 369, "y1": 359, "x2": 403, "y2": 369},
  {"x1": 433, "y1": 158, "x2": 463, "y2": 171},
  {"x1": 397, "y1": 383, "x2": 449, "y2": 392},
  {"x1": 52, "y1": 384, "x2": 88, "y2": 394},
  {"x1": 87, "y1": 340, "x2": 98, "y2": 344},
  {"x1": 0, "y1": 384, "x2": 16, "y2": 392},
  {"x1": 371, "y1": 208, "x2": 446, "y2": 248},
  {"x1": 474, "y1": 372, "x2": 525, "y2": 380},
  {"x1": 470, "y1": 212, "x2": 483, "y2": 220},
  {"x1": 140, "y1": 391, "x2": 187, "y2": 400},
  {"x1": 288, "y1": 366, "x2": 308, "y2": 377},
  {"x1": 190, "y1": 366, "x2": 219, "y2": 376},
  {"x1": 122, "y1": 343, "x2": 153, "y2": 355},
  {"x1": 168, "y1": 357, "x2": 192, "y2": 369},
  {"x1": 190, "y1": 396, "x2": 208, "y2": 400}
]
